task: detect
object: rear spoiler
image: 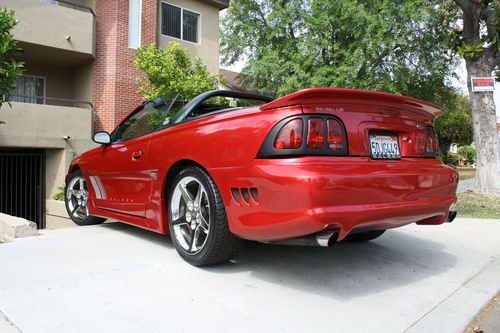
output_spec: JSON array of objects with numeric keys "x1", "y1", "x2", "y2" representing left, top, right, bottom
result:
[{"x1": 260, "y1": 88, "x2": 444, "y2": 118}]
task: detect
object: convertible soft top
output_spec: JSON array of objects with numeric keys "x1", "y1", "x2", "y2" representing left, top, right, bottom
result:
[{"x1": 260, "y1": 88, "x2": 444, "y2": 118}]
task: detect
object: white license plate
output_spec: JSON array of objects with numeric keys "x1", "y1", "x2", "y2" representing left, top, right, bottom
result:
[{"x1": 369, "y1": 133, "x2": 401, "y2": 159}]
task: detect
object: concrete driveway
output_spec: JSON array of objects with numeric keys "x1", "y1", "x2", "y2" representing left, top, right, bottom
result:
[{"x1": 0, "y1": 218, "x2": 499, "y2": 333}]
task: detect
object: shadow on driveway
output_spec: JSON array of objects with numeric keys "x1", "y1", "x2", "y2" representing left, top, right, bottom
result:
[{"x1": 99, "y1": 222, "x2": 457, "y2": 300}]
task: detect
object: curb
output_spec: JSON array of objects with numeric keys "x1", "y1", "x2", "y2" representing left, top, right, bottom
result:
[
  {"x1": 405, "y1": 257, "x2": 500, "y2": 333},
  {"x1": 0, "y1": 311, "x2": 22, "y2": 333}
]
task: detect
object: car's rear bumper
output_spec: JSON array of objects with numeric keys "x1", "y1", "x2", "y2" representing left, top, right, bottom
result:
[{"x1": 209, "y1": 157, "x2": 458, "y2": 241}]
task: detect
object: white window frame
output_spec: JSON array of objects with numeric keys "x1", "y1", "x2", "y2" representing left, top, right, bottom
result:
[
  {"x1": 15, "y1": 74, "x2": 47, "y2": 105},
  {"x1": 128, "y1": 0, "x2": 142, "y2": 49},
  {"x1": 160, "y1": 2, "x2": 202, "y2": 45}
]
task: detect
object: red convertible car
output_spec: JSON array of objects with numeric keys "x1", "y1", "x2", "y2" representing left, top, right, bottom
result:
[{"x1": 65, "y1": 88, "x2": 458, "y2": 266}]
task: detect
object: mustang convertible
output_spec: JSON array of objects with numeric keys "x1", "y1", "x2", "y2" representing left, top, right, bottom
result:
[{"x1": 65, "y1": 88, "x2": 458, "y2": 266}]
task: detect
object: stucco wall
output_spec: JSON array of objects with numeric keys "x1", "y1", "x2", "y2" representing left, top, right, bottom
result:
[
  {"x1": 0, "y1": 0, "x2": 95, "y2": 56},
  {"x1": 0, "y1": 102, "x2": 94, "y2": 150},
  {"x1": 159, "y1": 0, "x2": 220, "y2": 74},
  {"x1": 0, "y1": 102, "x2": 97, "y2": 202}
]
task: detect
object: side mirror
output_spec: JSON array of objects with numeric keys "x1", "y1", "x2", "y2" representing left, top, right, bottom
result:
[{"x1": 92, "y1": 131, "x2": 111, "y2": 145}]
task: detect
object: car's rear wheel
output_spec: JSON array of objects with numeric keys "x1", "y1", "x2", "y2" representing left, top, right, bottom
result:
[
  {"x1": 168, "y1": 166, "x2": 241, "y2": 266},
  {"x1": 344, "y1": 230, "x2": 386, "y2": 242},
  {"x1": 65, "y1": 170, "x2": 106, "y2": 226}
]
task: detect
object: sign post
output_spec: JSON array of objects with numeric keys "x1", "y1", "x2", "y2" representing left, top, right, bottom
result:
[{"x1": 470, "y1": 77, "x2": 495, "y2": 92}]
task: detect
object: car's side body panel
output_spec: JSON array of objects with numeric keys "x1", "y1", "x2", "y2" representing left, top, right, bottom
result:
[{"x1": 66, "y1": 88, "x2": 458, "y2": 242}]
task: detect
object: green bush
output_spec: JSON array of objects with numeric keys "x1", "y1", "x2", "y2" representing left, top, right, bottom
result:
[
  {"x1": 444, "y1": 152, "x2": 460, "y2": 166},
  {"x1": 134, "y1": 42, "x2": 219, "y2": 101},
  {"x1": 53, "y1": 186, "x2": 65, "y2": 201},
  {"x1": 0, "y1": 9, "x2": 24, "y2": 108},
  {"x1": 457, "y1": 145, "x2": 476, "y2": 166}
]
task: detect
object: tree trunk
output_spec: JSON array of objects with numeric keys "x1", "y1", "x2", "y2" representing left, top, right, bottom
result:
[{"x1": 465, "y1": 58, "x2": 500, "y2": 196}]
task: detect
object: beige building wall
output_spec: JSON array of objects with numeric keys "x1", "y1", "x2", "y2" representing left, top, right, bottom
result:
[
  {"x1": 159, "y1": 0, "x2": 221, "y2": 74},
  {"x1": 0, "y1": 0, "x2": 95, "y2": 56}
]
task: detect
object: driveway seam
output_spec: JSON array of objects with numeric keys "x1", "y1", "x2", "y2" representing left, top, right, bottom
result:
[{"x1": 402, "y1": 257, "x2": 497, "y2": 332}]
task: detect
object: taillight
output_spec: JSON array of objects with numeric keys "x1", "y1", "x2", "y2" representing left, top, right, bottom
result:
[
  {"x1": 274, "y1": 119, "x2": 303, "y2": 149},
  {"x1": 424, "y1": 127, "x2": 439, "y2": 157},
  {"x1": 307, "y1": 118, "x2": 325, "y2": 149},
  {"x1": 327, "y1": 119, "x2": 345, "y2": 151},
  {"x1": 258, "y1": 115, "x2": 348, "y2": 157}
]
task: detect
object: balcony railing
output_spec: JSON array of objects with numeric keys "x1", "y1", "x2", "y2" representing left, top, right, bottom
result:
[
  {"x1": 42, "y1": 0, "x2": 95, "y2": 16},
  {"x1": 9, "y1": 95, "x2": 93, "y2": 109}
]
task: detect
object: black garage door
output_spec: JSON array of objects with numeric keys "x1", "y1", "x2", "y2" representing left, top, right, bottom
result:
[{"x1": 0, "y1": 150, "x2": 45, "y2": 228}]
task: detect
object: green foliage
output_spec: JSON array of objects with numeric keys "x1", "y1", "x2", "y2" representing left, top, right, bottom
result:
[
  {"x1": 456, "y1": 43, "x2": 485, "y2": 58},
  {"x1": 450, "y1": 1, "x2": 499, "y2": 77},
  {"x1": 134, "y1": 42, "x2": 219, "y2": 101},
  {"x1": 0, "y1": 9, "x2": 23, "y2": 108},
  {"x1": 221, "y1": 0, "x2": 458, "y2": 99},
  {"x1": 53, "y1": 186, "x2": 65, "y2": 201},
  {"x1": 443, "y1": 152, "x2": 460, "y2": 166},
  {"x1": 434, "y1": 91, "x2": 473, "y2": 156},
  {"x1": 458, "y1": 145, "x2": 476, "y2": 166}
]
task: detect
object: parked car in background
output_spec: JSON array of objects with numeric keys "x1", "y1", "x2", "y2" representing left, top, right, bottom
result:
[{"x1": 65, "y1": 88, "x2": 458, "y2": 266}]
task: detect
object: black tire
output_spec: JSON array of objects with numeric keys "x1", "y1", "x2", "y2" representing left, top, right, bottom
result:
[
  {"x1": 168, "y1": 166, "x2": 241, "y2": 266},
  {"x1": 65, "y1": 170, "x2": 106, "y2": 226},
  {"x1": 345, "y1": 230, "x2": 386, "y2": 242}
]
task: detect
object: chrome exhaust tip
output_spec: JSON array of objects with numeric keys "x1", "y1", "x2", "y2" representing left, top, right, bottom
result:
[
  {"x1": 262, "y1": 230, "x2": 338, "y2": 247},
  {"x1": 446, "y1": 211, "x2": 457, "y2": 223},
  {"x1": 316, "y1": 230, "x2": 338, "y2": 247}
]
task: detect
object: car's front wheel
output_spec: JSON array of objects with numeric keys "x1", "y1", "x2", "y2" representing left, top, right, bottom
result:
[
  {"x1": 168, "y1": 166, "x2": 241, "y2": 266},
  {"x1": 65, "y1": 170, "x2": 106, "y2": 226}
]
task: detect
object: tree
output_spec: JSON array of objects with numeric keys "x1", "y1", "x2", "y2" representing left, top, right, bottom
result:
[
  {"x1": 434, "y1": 91, "x2": 473, "y2": 157},
  {"x1": 451, "y1": 0, "x2": 500, "y2": 196},
  {"x1": 221, "y1": 0, "x2": 457, "y2": 100},
  {"x1": 134, "y1": 42, "x2": 219, "y2": 101},
  {"x1": 0, "y1": 8, "x2": 23, "y2": 109}
]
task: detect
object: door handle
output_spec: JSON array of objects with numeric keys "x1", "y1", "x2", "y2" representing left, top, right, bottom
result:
[{"x1": 131, "y1": 150, "x2": 144, "y2": 160}]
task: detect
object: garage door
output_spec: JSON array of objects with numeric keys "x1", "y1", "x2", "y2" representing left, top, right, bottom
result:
[{"x1": 0, "y1": 150, "x2": 45, "y2": 228}]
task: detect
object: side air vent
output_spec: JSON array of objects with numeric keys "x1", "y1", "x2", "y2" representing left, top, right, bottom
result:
[
  {"x1": 250, "y1": 188, "x2": 258, "y2": 202},
  {"x1": 241, "y1": 188, "x2": 250, "y2": 203},
  {"x1": 231, "y1": 188, "x2": 240, "y2": 203},
  {"x1": 231, "y1": 187, "x2": 259, "y2": 205}
]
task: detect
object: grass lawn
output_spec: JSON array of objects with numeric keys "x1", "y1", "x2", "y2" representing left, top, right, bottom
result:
[
  {"x1": 456, "y1": 167, "x2": 476, "y2": 180},
  {"x1": 457, "y1": 191, "x2": 500, "y2": 219}
]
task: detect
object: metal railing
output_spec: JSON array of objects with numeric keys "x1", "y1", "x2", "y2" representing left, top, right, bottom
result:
[
  {"x1": 9, "y1": 95, "x2": 94, "y2": 109},
  {"x1": 43, "y1": 0, "x2": 95, "y2": 16}
]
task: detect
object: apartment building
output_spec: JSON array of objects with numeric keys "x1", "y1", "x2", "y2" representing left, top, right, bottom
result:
[{"x1": 0, "y1": 0, "x2": 228, "y2": 229}]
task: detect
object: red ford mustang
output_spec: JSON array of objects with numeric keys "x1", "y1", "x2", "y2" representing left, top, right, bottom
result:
[{"x1": 65, "y1": 88, "x2": 458, "y2": 266}]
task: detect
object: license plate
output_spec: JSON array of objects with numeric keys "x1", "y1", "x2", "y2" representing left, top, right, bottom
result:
[{"x1": 369, "y1": 133, "x2": 401, "y2": 159}]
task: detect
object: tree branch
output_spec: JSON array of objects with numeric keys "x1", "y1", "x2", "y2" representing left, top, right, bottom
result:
[
  {"x1": 493, "y1": 55, "x2": 500, "y2": 69},
  {"x1": 453, "y1": 0, "x2": 471, "y2": 10},
  {"x1": 482, "y1": 2, "x2": 497, "y2": 37}
]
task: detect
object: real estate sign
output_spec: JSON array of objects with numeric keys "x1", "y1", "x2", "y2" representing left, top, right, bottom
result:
[{"x1": 471, "y1": 77, "x2": 495, "y2": 92}]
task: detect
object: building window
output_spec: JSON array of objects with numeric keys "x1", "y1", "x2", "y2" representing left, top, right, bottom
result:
[
  {"x1": 128, "y1": 0, "x2": 142, "y2": 49},
  {"x1": 12, "y1": 75, "x2": 46, "y2": 104},
  {"x1": 161, "y1": 3, "x2": 200, "y2": 44}
]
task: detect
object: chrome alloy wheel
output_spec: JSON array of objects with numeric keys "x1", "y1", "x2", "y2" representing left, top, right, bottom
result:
[
  {"x1": 66, "y1": 176, "x2": 89, "y2": 219},
  {"x1": 171, "y1": 176, "x2": 210, "y2": 255}
]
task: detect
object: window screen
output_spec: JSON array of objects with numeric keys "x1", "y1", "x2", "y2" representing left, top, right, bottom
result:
[
  {"x1": 161, "y1": 3, "x2": 199, "y2": 43},
  {"x1": 183, "y1": 10, "x2": 199, "y2": 43},
  {"x1": 12, "y1": 76, "x2": 45, "y2": 104},
  {"x1": 162, "y1": 3, "x2": 181, "y2": 39}
]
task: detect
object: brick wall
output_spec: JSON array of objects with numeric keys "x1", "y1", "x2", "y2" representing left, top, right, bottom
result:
[{"x1": 93, "y1": 0, "x2": 158, "y2": 132}]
